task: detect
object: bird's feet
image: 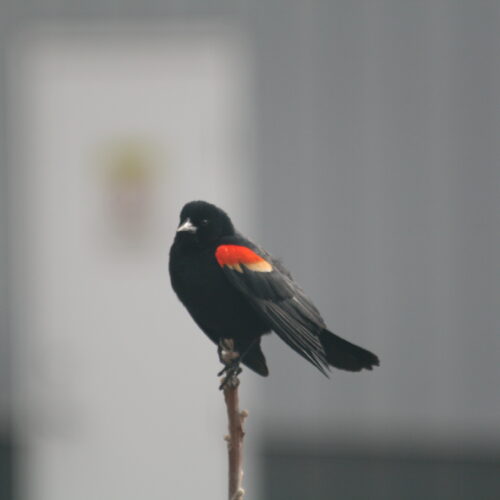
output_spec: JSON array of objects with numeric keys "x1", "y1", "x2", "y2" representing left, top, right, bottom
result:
[
  {"x1": 218, "y1": 362, "x2": 242, "y2": 390},
  {"x1": 218, "y1": 339, "x2": 242, "y2": 390}
]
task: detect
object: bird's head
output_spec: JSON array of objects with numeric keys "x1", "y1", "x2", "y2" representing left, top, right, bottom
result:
[{"x1": 175, "y1": 200, "x2": 235, "y2": 248}]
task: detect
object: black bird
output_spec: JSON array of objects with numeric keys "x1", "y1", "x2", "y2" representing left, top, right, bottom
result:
[{"x1": 169, "y1": 200, "x2": 379, "y2": 378}]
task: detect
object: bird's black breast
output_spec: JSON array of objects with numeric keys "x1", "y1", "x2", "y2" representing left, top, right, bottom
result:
[{"x1": 169, "y1": 243, "x2": 270, "y2": 342}]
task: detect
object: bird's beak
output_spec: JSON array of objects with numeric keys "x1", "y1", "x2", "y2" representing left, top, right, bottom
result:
[{"x1": 177, "y1": 218, "x2": 197, "y2": 233}]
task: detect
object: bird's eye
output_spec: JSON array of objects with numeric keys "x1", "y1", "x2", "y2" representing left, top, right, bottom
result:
[{"x1": 201, "y1": 219, "x2": 209, "y2": 226}]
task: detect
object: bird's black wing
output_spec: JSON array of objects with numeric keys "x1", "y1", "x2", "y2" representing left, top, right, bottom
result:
[{"x1": 215, "y1": 242, "x2": 330, "y2": 374}]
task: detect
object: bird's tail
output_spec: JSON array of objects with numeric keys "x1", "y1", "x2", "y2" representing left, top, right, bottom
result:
[
  {"x1": 240, "y1": 338, "x2": 269, "y2": 377},
  {"x1": 320, "y1": 329, "x2": 379, "y2": 372}
]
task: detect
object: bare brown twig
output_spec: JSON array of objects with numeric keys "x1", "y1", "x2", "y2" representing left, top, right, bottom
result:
[{"x1": 220, "y1": 339, "x2": 248, "y2": 500}]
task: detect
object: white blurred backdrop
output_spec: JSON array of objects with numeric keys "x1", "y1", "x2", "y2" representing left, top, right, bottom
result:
[{"x1": 9, "y1": 26, "x2": 255, "y2": 500}]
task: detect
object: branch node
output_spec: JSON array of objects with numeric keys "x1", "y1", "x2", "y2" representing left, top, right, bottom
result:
[{"x1": 230, "y1": 487, "x2": 245, "y2": 500}]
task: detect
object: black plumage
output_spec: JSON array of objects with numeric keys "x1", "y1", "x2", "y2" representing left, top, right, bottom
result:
[{"x1": 169, "y1": 200, "x2": 379, "y2": 377}]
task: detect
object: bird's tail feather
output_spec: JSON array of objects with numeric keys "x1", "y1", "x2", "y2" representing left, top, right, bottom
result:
[
  {"x1": 320, "y1": 329, "x2": 379, "y2": 372},
  {"x1": 240, "y1": 339, "x2": 269, "y2": 376}
]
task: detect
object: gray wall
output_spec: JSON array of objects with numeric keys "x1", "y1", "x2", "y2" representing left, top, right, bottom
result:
[{"x1": 253, "y1": 1, "x2": 500, "y2": 451}]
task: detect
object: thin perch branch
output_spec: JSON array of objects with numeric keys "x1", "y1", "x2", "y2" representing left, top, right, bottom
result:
[{"x1": 220, "y1": 339, "x2": 248, "y2": 500}]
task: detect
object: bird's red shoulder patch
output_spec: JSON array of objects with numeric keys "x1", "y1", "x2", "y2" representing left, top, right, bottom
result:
[{"x1": 215, "y1": 245, "x2": 273, "y2": 273}]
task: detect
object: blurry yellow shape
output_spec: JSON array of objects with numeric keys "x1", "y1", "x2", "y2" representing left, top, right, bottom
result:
[
  {"x1": 101, "y1": 139, "x2": 156, "y2": 185},
  {"x1": 96, "y1": 138, "x2": 162, "y2": 246}
]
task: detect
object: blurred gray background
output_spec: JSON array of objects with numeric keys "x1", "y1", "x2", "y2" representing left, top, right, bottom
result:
[{"x1": 1, "y1": 1, "x2": 499, "y2": 499}]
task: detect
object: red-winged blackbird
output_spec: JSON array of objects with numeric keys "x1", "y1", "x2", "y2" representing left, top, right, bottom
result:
[{"x1": 169, "y1": 200, "x2": 379, "y2": 378}]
